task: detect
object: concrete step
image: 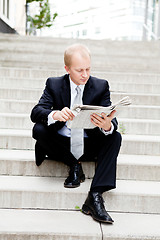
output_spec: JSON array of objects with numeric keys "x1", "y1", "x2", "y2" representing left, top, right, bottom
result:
[
  {"x1": 116, "y1": 105, "x2": 160, "y2": 120},
  {"x1": 0, "y1": 66, "x2": 64, "y2": 78},
  {"x1": 1, "y1": 55, "x2": 160, "y2": 74},
  {"x1": 0, "y1": 209, "x2": 160, "y2": 240},
  {"x1": 0, "y1": 99, "x2": 35, "y2": 114},
  {"x1": 1, "y1": 58, "x2": 160, "y2": 73},
  {"x1": 117, "y1": 154, "x2": 160, "y2": 181},
  {"x1": 110, "y1": 82, "x2": 160, "y2": 94},
  {"x1": 0, "y1": 98, "x2": 160, "y2": 120},
  {"x1": 0, "y1": 36, "x2": 160, "y2": 73},
  {"x1": 0, "y1": 149, "x2": 159, "y2": 181},
  {"x1": 0, "y1": 77, "x2": 46, "y2": 89},
  {"x1": 1, "y1": 113, "x2": 160, "y2": 136},
  {"x1": 106, "y1": 72, "x2": 160, "y2": 84},
  {"x1": 0, "y1": 149, "x2": 95, "y2": 179},
  {"x1": 0, "y1": 34, "x2": 159, "y2": 51},
  {"x1": 0, "y1": 175, "x2": 160, "y2": 214},
  {"x1": 1, "y1": 129, "x2": 160, "y2": 156},
  {"x1": 120, "y1": 134, "x2": 160, "y2": 156},
  {"x1": 111, "y1": 92, "x2": 160, "y2": 106},
  {"x1": 1, "y1": 75, "x2": 160, "y2": 91},
  {"x1": 0, "y1": 87, "x2": 42, "y2": 101},
  {"x1": 0, "y1": 209, "x2": 102, "y2": 240},
  {"x1": 0, "y1": 34, "x2": 160, "y2": 56},
  {"x1": 0, "y1": 128, "x2": 35, "y2": 150},
  {"x1": 0, "y1": 59, "x2": 63, "y2": 71},
  {"x1": 118, "y1": 118, "x2": 160, "y2": 135},
  {"x1": 101, "y1": 212, "x2": 160, "y2": 240},
  {"x1": 0, "y1": 113, "x2": 33, "y2": 129},
  {"x1": 0, "y1": 33, "x2": 159, "y2": 54},
  {"x1": 1, "y1": 87, "x2": 160, "y2": 106},
  {"x1": 0, "y1": 53, "x2": 160, "y2": 73},
  {"x1": 0, "y1": 48, "x2": 160, "y2": 65},
  {"x1": 0, "y1": 66, "x2": 160, "y2": 84}
]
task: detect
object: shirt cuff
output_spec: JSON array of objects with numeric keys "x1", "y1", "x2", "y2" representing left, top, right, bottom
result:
[
  {"x1": 48, "y1": 111, "x2": 57, "y2": 126},
  {"x1": 100, "y1": 122, "x2": 114, "y2": 135}
]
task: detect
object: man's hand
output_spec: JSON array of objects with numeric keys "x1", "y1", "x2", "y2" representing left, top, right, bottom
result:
[
  {"x1": 90, "y1": 110, "x2": 116, "y2": 131},
  {"x1": 52, "y1": 107, "x2": 75, "y2": 122}
]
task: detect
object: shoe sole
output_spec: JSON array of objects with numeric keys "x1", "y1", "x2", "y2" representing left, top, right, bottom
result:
[{"x1": 82, "y1": 204, "x2": 113, "y2": 224}]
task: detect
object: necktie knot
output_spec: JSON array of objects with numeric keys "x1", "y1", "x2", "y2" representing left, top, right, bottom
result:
[
  {"x1": 76, "y1": 86, "x2": 81, "y2": 94},
  {"x1": 74, "y1": 86, "x2": 82, "y2": 105}
]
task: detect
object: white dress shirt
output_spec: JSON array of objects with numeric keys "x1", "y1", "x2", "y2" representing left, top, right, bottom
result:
[{"x1": 48, "y1": 77, "x2": 114, "y2": 137}]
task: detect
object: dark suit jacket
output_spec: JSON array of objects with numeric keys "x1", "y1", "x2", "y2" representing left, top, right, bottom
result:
[{"x1": 30, "y1": 74, "x2": 118, "y2": 137}]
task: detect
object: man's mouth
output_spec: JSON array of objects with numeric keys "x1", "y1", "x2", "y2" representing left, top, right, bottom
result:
[{"x1": 81, "y1": 78, "x2": 88, "y2": 81}]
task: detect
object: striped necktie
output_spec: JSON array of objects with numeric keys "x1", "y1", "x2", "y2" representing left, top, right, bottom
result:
[{"x1": 71, "y1": 86, "x2": 83, "y2": 159}]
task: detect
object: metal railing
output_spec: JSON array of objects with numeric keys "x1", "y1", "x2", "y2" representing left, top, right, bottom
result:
[
  {"x1": 143, "y1": 0, "x2": 160, "y2": 40},
  {"x1": 143, "y1": 23, "x2": 160, "y2": 40}
]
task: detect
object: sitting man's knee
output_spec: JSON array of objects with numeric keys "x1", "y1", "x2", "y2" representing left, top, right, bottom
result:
[
  {"x1": 107, "y1": 131, "x2": 122, "y2": 146},
  {"x1": 116, "y1": 131, "x2": 122, "y2": 141},
  {"x1": 32, "y1": 123, "x2": 48, "y2": 140}
]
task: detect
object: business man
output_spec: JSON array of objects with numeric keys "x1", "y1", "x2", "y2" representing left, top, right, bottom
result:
[{"x1": 31, "y1": 44, "x2": 121, "y2": 223}]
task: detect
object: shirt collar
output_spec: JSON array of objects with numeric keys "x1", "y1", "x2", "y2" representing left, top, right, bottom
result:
[{"x1": 69, "y1": 76, "x2": 85, "y2": 93}]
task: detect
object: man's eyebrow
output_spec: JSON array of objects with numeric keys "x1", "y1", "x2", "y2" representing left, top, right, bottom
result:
[{"x1": 75, "y1": 66, "x2": 90, "y2": 71}]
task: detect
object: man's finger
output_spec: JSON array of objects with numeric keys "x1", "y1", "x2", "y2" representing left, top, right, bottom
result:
[
  {"x1": 91, "y1": 114, "x2": 102, "y2": 123},
  {"x1": 101, "y1": 112, "x2": 106, "y2": 119},
  {"x1": 62, "y1": 109, "x2": 73, "y2": 119},
  {"x1": 108, "y1": 110, "x2": 116, "y2": 119},
  {"x1": 63, "y1": 108, "x2": 75, "y2": 118}
]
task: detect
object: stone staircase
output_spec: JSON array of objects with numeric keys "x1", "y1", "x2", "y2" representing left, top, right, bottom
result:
[{"x1": 0, "y1": 33, "x2": 160, "y2": 240}]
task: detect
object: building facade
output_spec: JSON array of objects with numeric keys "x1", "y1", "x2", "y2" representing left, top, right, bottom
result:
[
  {"x1": 45, "y1": 0, "x2": 159, "y2": 40},
  {"x1": 0, "y1": 0, "x2": 26, "y2": 35}
]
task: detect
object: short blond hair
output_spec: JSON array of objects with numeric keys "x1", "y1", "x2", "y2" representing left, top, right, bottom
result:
[{"x1": 64, "y1": 44, "x2": 91, "y2": 67}]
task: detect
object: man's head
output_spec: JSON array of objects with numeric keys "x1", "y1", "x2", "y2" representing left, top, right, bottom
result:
[{"x1": 64, "y1": 44, "x2": 91, "y2": 85}]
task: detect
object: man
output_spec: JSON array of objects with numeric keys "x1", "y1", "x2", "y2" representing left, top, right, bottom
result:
[{"x1": 30, "y1": 44, "x2": 122, "y2": 223}]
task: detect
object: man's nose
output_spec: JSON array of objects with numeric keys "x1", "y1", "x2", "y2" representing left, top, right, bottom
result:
[{"x1": 82, "y1": 70, "x2": 87, "y2": 77}]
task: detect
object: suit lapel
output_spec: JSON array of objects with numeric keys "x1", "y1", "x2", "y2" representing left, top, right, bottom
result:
[
  {"x1": 83, "y1": 76, "x2": 93, "y2": 105},
  {"x1": 60, "y1": 75, "x2": 71, "y2": 108},
  {"x1": 60, "y1": 75, "x2": 93, "y2": 107}
]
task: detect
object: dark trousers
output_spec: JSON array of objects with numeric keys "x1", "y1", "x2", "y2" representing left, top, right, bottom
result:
[{"x1": 33, "y1": 123, "x2": 122, "y2": 193}]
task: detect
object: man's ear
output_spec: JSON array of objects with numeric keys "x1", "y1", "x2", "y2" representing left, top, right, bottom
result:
[{"x1": 65, "y1": 65, "x2": 70, "y2": 74}]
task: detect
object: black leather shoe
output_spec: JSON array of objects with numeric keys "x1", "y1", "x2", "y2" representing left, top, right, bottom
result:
[
  {"x1": 82, "y1": 191, "x2": 114, "y2": 223},
  {"x1": 35, "y1": 141, "x2": 46, "y2": 166},
  {"x1": 64, "y1": 163, "x2": 85, "y2": 188}
]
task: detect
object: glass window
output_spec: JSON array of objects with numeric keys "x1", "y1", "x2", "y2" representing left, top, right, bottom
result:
[
  {"x1": 7, "y1": 0, "x2": 9, "y2": 18},
  {"x1": 82, "y1": 29, "x2": 87, "y2": 35},
  {"x1": 76, "y1": 30, "x2": 79, "y2": 37},
  {"x1": 2, "y1": 0, "x2": 9, "y2": 18},
  {"x1": 3, "y1": 0, "x2": 5, "y2": 15},
  {"x1": 95, "y1": 27, "x2": 101, "y2": 34}
]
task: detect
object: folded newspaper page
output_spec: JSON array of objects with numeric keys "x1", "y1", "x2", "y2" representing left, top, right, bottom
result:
[{"x1": 67, "y1": 96, "x2": 131, "y2": 129}]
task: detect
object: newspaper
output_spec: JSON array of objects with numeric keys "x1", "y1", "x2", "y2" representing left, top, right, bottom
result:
[{"x1": 67, "y1": 96, "x2": 131, "y2": 129}]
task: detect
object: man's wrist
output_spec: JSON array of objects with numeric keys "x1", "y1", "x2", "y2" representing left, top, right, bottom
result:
[
  {"x1": 48, "y1": 110, "x2": 58, "y2": 125},
  {"x1": 100, "y1": 122, "x2": 114, "y2": 135},
  {"x1": 52, "y1": 111, "x2": 57, "y2": 120},
  {"x1": 104, "y1": 123, "x2": 112, "y2": 132}
]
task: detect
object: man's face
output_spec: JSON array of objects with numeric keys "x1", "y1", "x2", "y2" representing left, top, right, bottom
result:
[{"x1": 65, "y1": 52, "x2": 91, "y2": 85}]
